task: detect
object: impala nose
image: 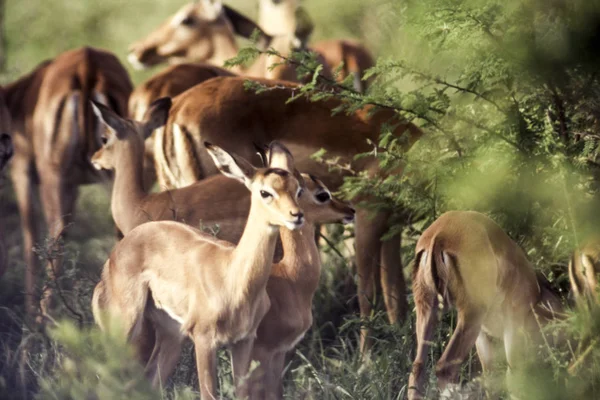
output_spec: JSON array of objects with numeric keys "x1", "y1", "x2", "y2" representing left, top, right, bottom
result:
[{"x1": 290, "y1": 210, "x2": 304, "y2": 220}]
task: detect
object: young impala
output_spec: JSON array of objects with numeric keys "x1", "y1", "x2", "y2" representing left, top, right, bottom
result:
[
  {"x1": 5, "y1": 47, "x2": 132, "y2": 317},
  {"x1": 408, "y1": 211, "x2": 564, "y2": 399},
  {"x1": 92, "y1": 141, "x2": 304, "y2": 399},
  {"x1": 233, "y1": 152, "x2": 355, "y2": 400}
]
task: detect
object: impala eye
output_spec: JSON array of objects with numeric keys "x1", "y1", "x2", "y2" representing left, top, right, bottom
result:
[
  {"x1": 315, "y1": 192, "x2": 331, "y2": 203},
  {"x1": 101, "y1": 136, "x2": 108, "y2": 145},
  {"x1": 260, "y1": 190, "x2": 272, "y2": 199},
  {"x1": 297, "y1": 188, "x2": 304, "y2": 199},
  {"x1": 180, "y1": 16, "x2": 195, "y2": 26}
]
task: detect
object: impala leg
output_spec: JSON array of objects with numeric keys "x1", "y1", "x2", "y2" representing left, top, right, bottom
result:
[
  {"x1": 230, "y1": 337, "x2": 255, "y2": 399},
  {"x1": 380, "y1": 232, "x2": 408, "y2": 325},
  {"x1": 475, "y1": 332, "x2": 496, "y2": 372},
  {"x1": 134, "y1": 316, "x2": 156, "y2": 366},
  {"x1": 194, "y1": 339, "x2": 218, "y2": 400},
  {"x1": 245, "y1": 344, "x2": 271, "y2": 400},
  {"x1": 435, "y1": 310, "x2": 482, "y2": 391},
  {"x1": 265, "y1": 351, "x2": 286, "y2": 400},
  {"x1": 10, "y1": 160, "x2": 38, "y2": 317},
  {"x1": 145, "y1": 325, "x2": 182, "y2": 388},
  {"x1": 408, "y1": 290, "x2": 439, "y2": 400},
  {"x1": 38, "y1": 171, "x2": 78, "y2": 317},
  {"x1": 354, "y1": 208, "x2": 386, "y2": 355}
]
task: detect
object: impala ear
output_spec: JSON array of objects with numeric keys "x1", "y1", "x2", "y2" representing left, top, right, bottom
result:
[
  {"x1": 141, "y1": 97, "x2": 172, "y2": 139},
  {"x1": 267, "y1": 141, "x2": 295, "y2": 172},
  {"x1": 223, "y1": 5, "x2": 273, "y2": 50},
  {"x1": 91, "y1": 100, "x2": 126, "y2": 140},
  {"x1": 205, "y1": 142, "x2": 255, "y2": 187},
  {"x1": 253, "y1": 142, "x2": 269, "y2": 167},
  {"x1": 200, "y1": 0, "x2": 223, "y2": 20}
]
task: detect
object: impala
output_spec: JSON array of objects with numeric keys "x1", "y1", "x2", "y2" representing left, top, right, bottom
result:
[
  {"x1": 154, "y1": 75, "x2": 422, "y2": 353},
  {"x1": 257, "y1": 0, "x2": 375, "y2": 92},
  {"x1": 5, "y1": 47, "x2": 132, "y2": 317},
  {"x1": 92, "y1": 97, "x2": 270, "y2": 252},
  {"x1": 232, "y1": 148, "x2": 355, "y2": 400},
  {"x1": 128, "y1": 63, "x2": 234, "y2": 190},
  {"x1": 569, "y1": 239, "x2": 600, "y2": 308},
  {"x1": 408, "y1": 211, "x2": 564, "y2": 400},
  {"x1": 127, "y1": 0, "x2": 327, "y2": 82},
  {"x1": 92, "y1": 141, "x2": 304, "y2": 399}
]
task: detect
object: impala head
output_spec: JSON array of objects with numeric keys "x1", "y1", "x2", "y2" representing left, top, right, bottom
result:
[
  {"x1": 128, "y1": 0, "x2": 271, "y2": 70},
  {"x1": 299, "y1": 174, "x2": 355, "y2": 224},
  {"x1": 569, "y1": 239, "x2": 600, "y2": 308},
  {"x1": 90, "y1": 97, "x2": 172, "y2": 170},
  {"x1": 258, "y1": 0, "x2": 298, "y2": 35},
  {"x1": 205, "y1": 141, "x2": 304, "y2": 230}
]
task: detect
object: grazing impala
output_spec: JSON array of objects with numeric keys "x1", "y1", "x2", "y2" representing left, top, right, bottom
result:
[
  {"x1": 155, "y1": 75, "x2": 423, "y2": 353},
  {"x1": 569, "y1": 239, "x2": 600, "y2": 308},
  {"x1": 128, "y1": 64, "x2": 235, "y2": 190},
  {"x1": 92, "y1": 142, "x2": 304, "y2": 398},
  {"x1": 257, "y1": 0, "x2": 375, "y2": 92},
  {"x1": 4, "y1": 47, "x2": 132, "y2": 317},
  {"x1": 408, "y1": 211, "x2": 564, "y2": 400},
  {"x1": 127, "y1": 0, "x2": 328, "y2": 82}
]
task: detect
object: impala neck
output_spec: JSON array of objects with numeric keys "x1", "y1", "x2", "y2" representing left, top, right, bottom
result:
[
  {"x1": 258, "y1": 0, "x2": 298, "y2": 36},
  {"x1": 112, "y1": 142, "x2": 146, "y2": 234},
  {"x1": 261, "y1": 33, "x2": 296, "y2": 79},
  {"x1": 209, "y1": 29, "x2": 243, "y2": 74},
  {"x1": 229, "y1": 199, "x2": 280, "y2": 297},
  {"x1": 278, "y1": 221, "x2": 320, "y2": 286}
]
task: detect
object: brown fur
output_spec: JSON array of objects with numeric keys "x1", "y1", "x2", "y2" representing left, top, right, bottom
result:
[
  {"x1": 128, "y1": 63, "x2": 235, "y2": 190},
  {"x1": 92, "y1": 142, "x2": 304, "y2": 399},
  {"x1": 156, "y1": 75, "x2": 423, "y2": 353},
  {"x1": 408, "y1": 211, "x2": 565, "y2": 399},
  {"x1": 5, "y1": 47, "x2": 132, "y2": 317}
]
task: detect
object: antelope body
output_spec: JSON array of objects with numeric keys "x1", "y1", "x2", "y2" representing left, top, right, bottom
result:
[
  {"x1": 5, "y1": 47, "x2": 132, "y2": 316},
  {"x1": 409, "y1": 211, "x2": 564, "y2": 399},
  {"x1": 128, "y1": 63, "x2": 234, "y2": 190},
  {"x1": 92, "y1": 142, "x2": 304, "y2": 399}
]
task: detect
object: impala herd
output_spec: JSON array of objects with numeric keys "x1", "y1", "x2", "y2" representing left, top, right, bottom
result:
[{"x1": 0, "y1": 0, "x2": 597, "y2": 399}]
